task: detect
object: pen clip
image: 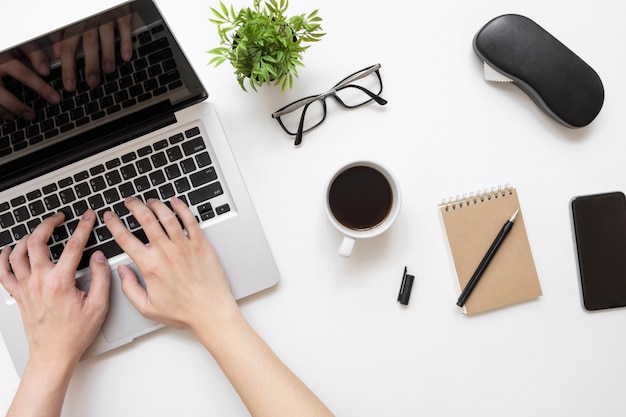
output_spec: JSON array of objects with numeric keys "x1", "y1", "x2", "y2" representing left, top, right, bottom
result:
[{"x1": 398, "y1": 266, "x2": 415, "y2": 305}]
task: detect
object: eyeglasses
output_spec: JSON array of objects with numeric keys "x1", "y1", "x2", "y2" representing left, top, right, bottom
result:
[{"x1": 271, "y1": 63, "x2": 388, "y2": 146}]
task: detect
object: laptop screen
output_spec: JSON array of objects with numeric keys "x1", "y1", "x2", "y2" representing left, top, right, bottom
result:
[{"x1": 0, "y1": 0, "x2": 207, "y2": 192}]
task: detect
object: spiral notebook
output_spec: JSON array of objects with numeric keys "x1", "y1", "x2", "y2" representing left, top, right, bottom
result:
[{"x1": 438, "y1": 185, "x2": 542, "y2": 315}]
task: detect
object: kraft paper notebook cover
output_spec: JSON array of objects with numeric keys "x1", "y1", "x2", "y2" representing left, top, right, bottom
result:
[{"x1": 438, "y1": 185, "x2": 542, "y2": 315}]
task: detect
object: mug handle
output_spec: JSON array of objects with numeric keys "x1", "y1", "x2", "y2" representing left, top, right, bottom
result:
[{"x1": 339, "y1": 236, "x2": 355, "y2": 257}]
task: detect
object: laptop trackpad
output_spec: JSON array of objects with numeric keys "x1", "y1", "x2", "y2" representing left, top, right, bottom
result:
[{"x1": 77, "y1": 263, "x2": 159, "y2": 343}]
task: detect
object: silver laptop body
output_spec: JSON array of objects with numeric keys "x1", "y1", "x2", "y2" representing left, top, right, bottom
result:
[{"x1": 0, "y1": 0, "x2": 279, "y2": 376}]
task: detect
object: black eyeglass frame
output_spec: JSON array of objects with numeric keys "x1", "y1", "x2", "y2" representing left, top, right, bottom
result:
[{"x1": 271, "y1": 63, "x2": 387, "y2": 146}]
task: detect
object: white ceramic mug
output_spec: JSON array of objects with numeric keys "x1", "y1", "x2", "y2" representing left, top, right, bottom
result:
[{"x1": 325, "y1": 161, "x2": 401, "y2": 257}]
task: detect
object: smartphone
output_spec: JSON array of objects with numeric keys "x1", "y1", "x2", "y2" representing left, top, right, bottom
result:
[{"x1": 571, "y1": 192, "x2": 626, "y2": 311}]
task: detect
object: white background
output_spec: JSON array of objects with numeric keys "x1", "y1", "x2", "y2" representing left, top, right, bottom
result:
[{"x1": 2, "y1": 1, "x2": 626, "y2": 416}]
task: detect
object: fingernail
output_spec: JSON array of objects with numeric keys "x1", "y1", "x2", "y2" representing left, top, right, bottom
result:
[
  {"x1": 93, "y1": 250, "x2": 107, "y2": 264},
  {"x1": 103, "y1": 211, "x2": 113, "y2": 222},
  {"x1": 48, "y1": 92, "x2": 61, "y2": 105},
  {"x1": 64, "y1": 79, "x2": 75, "y2": 92},
  {"x1": 38, "y1": 63, "x2": 50, "y2": 76},
  {"x1": 103, "y1": 61, "x2": 115, "y2": 74},
  {"x1": 82, "y1": 209, "x2": 94, "y2": 220},
  {"x1": 88, "y1": 75, "x2": 99, "y2": 87},
  {"x1": 123, "y1": 49, "x2": 132, "y2": 62}
]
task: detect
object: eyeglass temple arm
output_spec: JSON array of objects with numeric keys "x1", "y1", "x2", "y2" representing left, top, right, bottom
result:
[{"x1": 334, "y1": 63, "x2": 382, "y2": 89}]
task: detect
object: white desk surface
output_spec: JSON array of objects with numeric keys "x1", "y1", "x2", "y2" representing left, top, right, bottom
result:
[{"x1": 2, "y1": 1, "x2": 626, "y2": 416}]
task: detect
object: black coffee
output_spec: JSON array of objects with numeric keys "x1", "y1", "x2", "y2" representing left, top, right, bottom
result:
[{"x1": 328, "y1": 166, "x2": 392, "y2": 230}]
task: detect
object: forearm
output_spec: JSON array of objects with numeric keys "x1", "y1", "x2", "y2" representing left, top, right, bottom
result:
[
  {"x1": 6, "y1": 358, "x2": 76, "y2": 417},
  {"x1": 192, "y1": 308, "x2": 334, "y2": 417}
]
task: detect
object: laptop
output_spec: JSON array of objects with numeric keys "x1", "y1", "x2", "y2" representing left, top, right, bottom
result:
[{"x1": 0, "y1": 0, "x2": 279, "y2": 376}]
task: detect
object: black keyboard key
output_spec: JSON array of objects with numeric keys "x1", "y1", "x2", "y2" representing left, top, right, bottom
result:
[
  {"x1": 88, "y1": 194, "x2": 105, "y2": 210},
  {"x1": 182, "y1": 137, "x2": 205, "y2": 156},
  {"x1": 121, "y1": 164, "x2": 138, "y2": 180},
  {"x1": 26, "y1": 190, "x2": 42, "y2": 201},
  {"x1": 103, "y1": 188, "x2": 121, "y2": 204},
  {"x1": 188, "y1": 182, "x2": 223, "y2": 205},
  {"x1": 195, "y1": 151, "x2": 212, "y2": 168},
  {"x1": 0, "y1": 202, "x2": 9, "y2": 212},
  {"x1": 174, "y1": 177, "x2": 191, "y2": 193},
  {"x1": 90, "y1": 176, "x2": 106, "y2": 192},
  {"x1": 73, "y1": 200, "x2": 89, "y2": 216},
  {"x1": 169, "y1": 133, "x2": 184, "y2": 144},
  {"x1": 119, "y1": 182, "x2": 135, "y2": 198},
  {"x1": 74, "y1": 182, "x2": 91, "y2": 198},
  {"x1": 166, "y1": 146, "x2": 183, "y2": 162},
  {"x1": 59, "y1": 188, "x2": 77, "y2": 204},
  {"x1": 185, "y1": 126, "x2": 201, "y2": 138},
  {"x1": 106, "y1": 158, "x2": 121, "y2": 169},
  {"x1": 134, "y1": 176, "x2": 150, "y2": 192},
  {"x1": 153, "y1": 139, "x2": 168, "y2": 150},
  {"x1": 11, "y1": 224, "x2": 28, "y2": 241},
  {"x1": 165, "y1": 164, "x2": 181, "y2": 180},
  {"x1": 150, "y1": 152, "x2": 167, "y2": 168},
  {"x1": 44, "y1": 194, "x2": 61, "y2": 210},
  {"x1": 105, "y1": 170, "x2": 122, "y2": 186},
  {"x1": 42, "y1": 183, "x2": 58, "y2": 194},
  {"x1": 136, "y1": 158, "x2": 152, "y2": 174},
  {"x1": 58, "y1": 206, "x2": 74, "y2": 221},
  {"x1": 121, "y1": 152, "x2": 137, "y2": 163},
  {"x1": 190, "y1": 167, "x2": 218, "y2": 187},
  {"x1": 158, "y1": 183, "x2": 175, "y2": 200},
  {"x1": 10, "y1": 196, "x2": 26, "y2": 207},
  {"x1": 58, "y1": 177, "x2": 73, "y2": 188},
  {"x1": 95, "y1": 226, "x2": 113, "y2": 242},
  {"x1": 66, "y1": 219, "x2": 79, "y2": 235},
  {"x1": 180, "y1": 158, "x2": 196, "y2": 174},
  {"x1": 137, "y1": 146, "x2": 152, "y2": 157},
  {"x1": 216, "y1": 204, "x2": 231, "y2": 215},
  {"x1": 13, "y1": 206, "x2": 30, "y2": 222},
  {"x1": 90, "y1": 164, "x2": 105, "y2": 176},
  {"x1": 28, "y1": 200, "x2": 45, "y2": 216},
  {"x1": 52, "y1": 225, "x2": 68, "y2": 242},
  {"x1": 143, "y1": 189, "x2": 159, "y2": 201},
  {"x1": 0, "y1": 230, "x2": 12, "y2": 247},
  {"x1": 126, "y1": 215, "x2": 140, "y2": 230},
  {"x1": 149, "y1": 170, "x2": 166, "y2": 186},
  {"x1": 74, "y1": 170, "x2": 89, "y2": 181},
  {"x1": 113, "y1": 202, "x2": 130, "y2": 217}
]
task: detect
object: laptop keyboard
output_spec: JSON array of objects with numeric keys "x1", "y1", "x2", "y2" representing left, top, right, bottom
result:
[
  {"x1": 0, "y1": 125, "x2": 231, "y2": 270},
  {"x1": 0, "y1": 24, "x2": 181, "y2": 158}
]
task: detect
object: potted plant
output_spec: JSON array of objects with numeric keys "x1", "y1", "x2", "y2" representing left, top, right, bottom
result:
[{"x1": 208, "y1": 0, "x2": 324, "y2": 91}]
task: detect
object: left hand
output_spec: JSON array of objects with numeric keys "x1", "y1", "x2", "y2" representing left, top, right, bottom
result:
[{"x1": 0, "y1": 210, "x2": 111, "y2": 367}]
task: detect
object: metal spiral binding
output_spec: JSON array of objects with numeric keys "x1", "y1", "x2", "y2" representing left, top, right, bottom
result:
[{"x1": 441, "y1": 183, "x2": 513, "y2": 211}]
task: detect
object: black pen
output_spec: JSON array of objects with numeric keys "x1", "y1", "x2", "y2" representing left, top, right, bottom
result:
[{"x1": 456, "y1": 209, "x2": 519, "y2": 308}]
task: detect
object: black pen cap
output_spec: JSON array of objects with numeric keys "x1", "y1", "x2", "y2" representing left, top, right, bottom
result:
[{"x1": 398, "y1": 273, "x2": 415, "y2": 306}]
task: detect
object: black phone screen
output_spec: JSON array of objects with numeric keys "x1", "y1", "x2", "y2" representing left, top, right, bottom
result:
[{"x1": 571, "y1": 192, "x2": 626, "y2": 311}]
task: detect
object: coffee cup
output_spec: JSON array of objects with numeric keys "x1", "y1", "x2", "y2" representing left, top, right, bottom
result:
[{"x1": 325, "y1": 161, "x2": 401, "y2": 257}]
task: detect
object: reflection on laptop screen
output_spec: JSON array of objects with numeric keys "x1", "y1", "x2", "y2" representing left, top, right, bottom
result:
[{"x1": 0, "y1": 0, "x2": 207, "y2": 192}]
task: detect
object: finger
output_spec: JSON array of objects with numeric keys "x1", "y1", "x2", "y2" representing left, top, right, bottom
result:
[
  {"x1": 9, "y1": 235, "x2": 31, "y2": 279},
  {"x1": 98, "y1": 22, "x2": 116, "y2": 74},
  {"x1": 103, "y1": 209, "x2": 148, "y2": 258},
  {"x1": 82, "y1": 28, "x2": 101, "y2": 88},
  {"x1": 27, "y1": 212, "x2": 65, "y2": 270},
  {"x1": 117, "y1": 15, "x2": 133, "y2": 62},
  {"x1": 84, "y1": 250, "x2": 111, "y2": 316},
  {"x1": 147, "y1": 199, "x2": 186, "y2": 242},
  {"x1": 125, "y1": 197, "x2": 168, "y2": 243},
  {"x1": 25, "y1": 49, "x2": 51, "y2": 77},
  {"x1": 118, "y1": 264, "x2": 151, "y2": 317},
  {"x1": 0, "y1": 85, "x2": 35, "y2": 120},
  {"x1": 56, "y1": 210, "x2": 97, "y2": 275},
  {"x1": 171, "y1": 196, "x2": 202, "y2": 240},
  {"x1": 48, "y1": 31, "x2": 64, "y2": 59},
  {"x1": 0, "y1": 246, "x2": 18, "y2": 295},
  {"x1": 60, "y1": 34, "x2": 81, "y2": 92},
  {"x1": 2, "y1": 60, "x2": 60, "y2": 107}
]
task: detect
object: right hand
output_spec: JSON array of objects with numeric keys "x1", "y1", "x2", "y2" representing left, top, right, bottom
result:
[{"x1": 103, "y1": 197, "x2": 239, "y2": 333}]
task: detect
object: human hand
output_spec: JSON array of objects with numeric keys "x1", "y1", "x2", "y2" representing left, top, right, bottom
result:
[
  {"x1": 0, "y1": 210, "x2": 110, "y2": 368},
  {"x1": 55, "y1": 15, "x2": 133, "y2": 92},
  {"x1": 0, "y1": 51, "x2": 61, "y2": 120},
  {"x1": 103, "y1": 197, "x2": 238, "y2": 333}
]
